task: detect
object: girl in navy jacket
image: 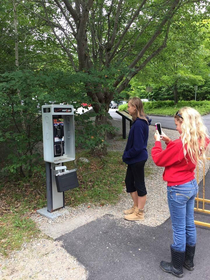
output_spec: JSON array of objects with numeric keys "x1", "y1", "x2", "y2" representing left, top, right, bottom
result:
[{"x1": 123, "y1": 97, "x2": 151, "y2": 221}]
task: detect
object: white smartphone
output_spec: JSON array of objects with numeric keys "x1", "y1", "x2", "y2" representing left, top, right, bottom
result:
[{"x1": 155, "y1": 122, "x2": 162, "y2": 135}]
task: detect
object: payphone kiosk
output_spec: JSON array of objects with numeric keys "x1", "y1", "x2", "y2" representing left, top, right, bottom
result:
[{"x1": 42, "y1": 104, "x2": 78, "y2": 212}]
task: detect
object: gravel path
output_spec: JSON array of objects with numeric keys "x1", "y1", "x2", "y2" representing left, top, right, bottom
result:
[{"x1": 0, "y1": 123, "x2": 208, "y2": 280}]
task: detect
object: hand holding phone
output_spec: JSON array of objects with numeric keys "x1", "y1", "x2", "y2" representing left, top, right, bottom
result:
[
  {"x1": 160, "y1": 132, "x2": 171, "y2": 144},
  {"x1": 155, "y1": 123, "x2": 162, "y2": 135}
]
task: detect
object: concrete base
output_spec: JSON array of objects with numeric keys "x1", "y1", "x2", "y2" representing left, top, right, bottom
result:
[{"x1": 37, "y1": 207, "x2": 63, "y2": 220}]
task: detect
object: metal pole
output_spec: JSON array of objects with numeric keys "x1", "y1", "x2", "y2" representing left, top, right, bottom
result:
[
  {"x1": 46, "y1": 162, "x2": 53, "y2": 212},
  {"x1": 122, "y1": 116, "x2": 126, "y2": 139}
]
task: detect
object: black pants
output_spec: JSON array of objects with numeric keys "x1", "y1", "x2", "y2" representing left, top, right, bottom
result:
[{"x1": 125, "y1": 160, "x2": 147, "y2": 197}]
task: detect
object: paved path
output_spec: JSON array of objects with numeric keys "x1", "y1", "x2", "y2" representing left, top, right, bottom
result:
[
  {"x1": 148, "y1": 114, "x2": 210, "y2": 132},
  {"x1": 109, "y1": 109, "x2": 210, "y2": 132},
  {"x1": 57, "y1": 182, "x2": 210, "y2": 280},
  {"x1": 55, "y1": 111, "x2": 210, "y2": 280}
]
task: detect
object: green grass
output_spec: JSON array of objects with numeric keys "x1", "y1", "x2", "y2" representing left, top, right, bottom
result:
[
  {"x1": 0, "y1": 214, "x2": 40, "y2": 256},
  {"x1": 0, "y1": 177, "x2": 47, "y2": 256},
  {"x1": 65, "y1": 151, "x2": 127, "y2": 206},
  {"x1": 119, "y1": 100, "x2": 210, "y2": 116}
]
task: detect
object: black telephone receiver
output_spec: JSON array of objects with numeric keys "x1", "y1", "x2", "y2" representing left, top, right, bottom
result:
[{"x1": 53, "y1": 117, "x2": 64, "y2": 157}]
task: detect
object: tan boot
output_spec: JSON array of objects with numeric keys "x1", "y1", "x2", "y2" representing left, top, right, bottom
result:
[
  {"x1": 123, "y1": 205, "x2": 137, "y2": 215},
  {"x1": 124, "y1": 208, "x2": 144, "y2": 221}
]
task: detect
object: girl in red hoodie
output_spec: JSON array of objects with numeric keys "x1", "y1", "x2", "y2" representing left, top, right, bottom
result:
[{"x1": 152, "y1": 107, "x2": 209, "y2": 278}]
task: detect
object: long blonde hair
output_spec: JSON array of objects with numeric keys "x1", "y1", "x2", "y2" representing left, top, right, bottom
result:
[
  {"x1": 174, "y1": 107, "x2": 209, "y2": 164},
  {"x1": 129, "y1": 97, "x2": 148, "y2": 123}
]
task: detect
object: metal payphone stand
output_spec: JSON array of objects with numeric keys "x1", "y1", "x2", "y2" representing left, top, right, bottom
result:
[
  {"x1": 38, "y1": 104, "x2": 77, "y2": 218},
  {"x1": 45, "y1": 162, "x2": 65, "y2": 212}
]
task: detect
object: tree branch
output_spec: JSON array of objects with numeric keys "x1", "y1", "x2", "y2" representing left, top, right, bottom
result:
[
  {"x1": 19, "y1": 1, "x2": 65, "y2": 31},
  {"x1": 41, "y1": 1, "x2": 78, "y2": 70},
  {"x1": 108, "y1": 0, "x2": 148, "y2": 63},
  {"x1": 116, "y1": 22, "x2": 171, "y2": 93},
  {"x1": 129, "y1": 0, "x2": 180, "y2": 69},
  {"x1": 110, "y1": 0, "x2": 123, "y2": 46},
  {"x1": 113, "y1": 16, "x2": 153, "y2": 69},
  {"x1": 62, "y1": 0, "x2": 79, "y2": 23},
  {"x1": 53, "y1": 0, "x2": 76, "y2": 35},
  {"x1": 52, "y1": 29, "x2": 78, "y2": 71},
  {"x1": 113, "y1": 0, "x2": 181, "y2": 88},
  {"x1": 76, "y1": 0, "x2": 94, "y2": 70}
]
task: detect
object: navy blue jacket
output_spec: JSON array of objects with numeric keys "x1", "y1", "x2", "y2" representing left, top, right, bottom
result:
[{"x1": 122, "y1": 117, "x2": 150, "y2": 165}]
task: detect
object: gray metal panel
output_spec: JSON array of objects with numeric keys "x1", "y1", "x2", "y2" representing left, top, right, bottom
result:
[{"x1": 42, "y1": 104, "x2": 75, "y2": 163}]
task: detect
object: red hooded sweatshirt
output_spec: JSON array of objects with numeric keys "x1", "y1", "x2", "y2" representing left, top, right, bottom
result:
[{"x1": 151, "y1": 139, "x2": 196, "y2": 186}]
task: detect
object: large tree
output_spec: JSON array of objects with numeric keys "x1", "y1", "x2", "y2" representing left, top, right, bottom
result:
[
  {"x1": 132, "y1": 12, "x2": 210, "y2": 103},
  {"x1": 19, "y1": 0, "x2": 208, "y2": 120},
  {"x1": 0, "y1": 0, "x2": 209, "y2": 175}
]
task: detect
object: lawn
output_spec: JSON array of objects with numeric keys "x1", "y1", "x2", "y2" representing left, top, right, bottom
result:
[{"x1": 119, "y1": 100, "x2": 210, "y2": 116}]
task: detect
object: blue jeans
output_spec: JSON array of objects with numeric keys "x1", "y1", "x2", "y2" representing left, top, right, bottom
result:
[{"x1": 167, "y1": 179, "x2": 198, "y2": 252}]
